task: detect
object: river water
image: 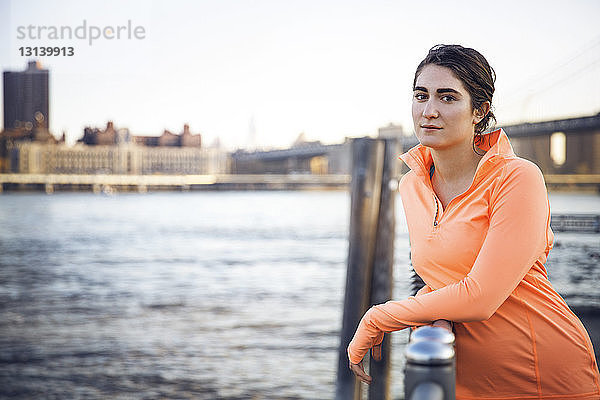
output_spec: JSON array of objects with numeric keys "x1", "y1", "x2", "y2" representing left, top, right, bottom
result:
[{"x1": 0, "y1": 191, "x2": 598, "y2": 399}]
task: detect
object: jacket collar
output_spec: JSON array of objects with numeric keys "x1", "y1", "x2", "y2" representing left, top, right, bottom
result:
[{"x1": 399, "y1": 128, "x2": 515, "y2": 180}]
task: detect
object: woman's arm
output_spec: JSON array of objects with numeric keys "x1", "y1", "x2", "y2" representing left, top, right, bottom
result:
[
  {"x1": 415, "y1": 284, "x2": 432, "y2": 297},
  {"x1": 348, "y1": 160, "x2": 551, "y2": 364}
]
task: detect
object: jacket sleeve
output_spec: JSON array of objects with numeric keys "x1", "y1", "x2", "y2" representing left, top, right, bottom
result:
[
  {"x1": 415, "y1": 284, "x2": 432, "y2": 297},
  {"x1": 348, "y1": 161, "x2": 551, "y2": 364}
]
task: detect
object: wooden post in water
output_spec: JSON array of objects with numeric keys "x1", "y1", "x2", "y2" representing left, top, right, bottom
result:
[
  {"x1": 368, "y1": 138, "x2": 399, "y2": 400},
  {"x1": 336, "y1": 138, "x2": 384, "y2": 400}
]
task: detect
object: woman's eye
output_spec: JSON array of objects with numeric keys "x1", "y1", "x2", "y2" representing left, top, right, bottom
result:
[
  {"x1": 441, "y1": 95, "x2": 456, "y2": 102},
  {"x1": 414, "y1": 93, "x2": 427, "y2": 100}
]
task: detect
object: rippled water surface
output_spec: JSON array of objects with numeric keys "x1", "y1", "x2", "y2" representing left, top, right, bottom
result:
[{"x1": 0, "y1": 191, "x2": 598, "y2": 399}]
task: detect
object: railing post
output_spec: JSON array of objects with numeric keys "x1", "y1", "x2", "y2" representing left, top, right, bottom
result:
[{"x1": 404, "y1": 326, "x2": 456, "y2": 400}]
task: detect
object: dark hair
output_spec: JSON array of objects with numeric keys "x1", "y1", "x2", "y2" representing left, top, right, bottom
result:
[{"x1": 413, "y1": 44, "x2": 496, "y2": 135}]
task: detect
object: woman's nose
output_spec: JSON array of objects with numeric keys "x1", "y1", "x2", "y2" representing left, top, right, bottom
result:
[{"x1": 422, "y1": 100, "x2": 439, "y2": 119}]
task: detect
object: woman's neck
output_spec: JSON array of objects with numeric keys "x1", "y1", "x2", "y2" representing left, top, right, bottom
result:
[{"x1": 429, "y1": 140, "x2": 484, "y2": 199}]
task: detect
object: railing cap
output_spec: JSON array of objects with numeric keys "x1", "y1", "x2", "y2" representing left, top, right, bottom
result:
[
  {"x1": 411, "y1": 326, "x2": 455, "y2": 345},
  {"x1": 405, "y1": 340, "x2": 454, "y2": 365}
]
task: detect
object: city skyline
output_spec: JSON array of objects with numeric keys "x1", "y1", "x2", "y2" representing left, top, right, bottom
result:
[{"x1": 1, "y1": 0, "x2": 600, "y2": 150}]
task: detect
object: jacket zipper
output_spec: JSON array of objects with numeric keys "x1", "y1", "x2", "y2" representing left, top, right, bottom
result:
[
  {"x1": 430, "y1": 163, "x2": 439, "y2": 227},
  {"x1": 433, "y1": 194, "x2": 439, "y2": 226},
  {"x1": 429, "y1": 160, "x2": 491, "y2": 227}
]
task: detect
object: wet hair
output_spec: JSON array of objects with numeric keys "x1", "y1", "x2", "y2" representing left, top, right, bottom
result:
[{"x1": 413, "y1": 44, "x2": 496, "y2": 136}]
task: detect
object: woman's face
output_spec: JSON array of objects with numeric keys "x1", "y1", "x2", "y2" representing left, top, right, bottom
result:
[{"x1": 412, "y1": 64, "x2": 480, "y2": 150}]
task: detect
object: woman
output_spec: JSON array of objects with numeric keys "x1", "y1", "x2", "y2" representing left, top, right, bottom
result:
[{"x1": 348, "y1": 44, "x2": 600, "y2": 399}]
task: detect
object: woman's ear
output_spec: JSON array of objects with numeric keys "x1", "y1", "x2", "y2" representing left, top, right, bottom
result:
[{"x1": 474, "y1": 101, "x2": 491, "y2": 124}]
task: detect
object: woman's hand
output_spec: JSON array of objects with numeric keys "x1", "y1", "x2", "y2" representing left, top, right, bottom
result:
[
  {"x1": 349, "y1": 360, "x2": 372, "y2": 385},
  {"x1": 348, "y1": 342, "x2": 382, "y2": 385}
]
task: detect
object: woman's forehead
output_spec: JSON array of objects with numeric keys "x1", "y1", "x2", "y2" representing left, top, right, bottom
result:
[{"x1": 415, "y1": 64, "x2": 466, "y2": 92}]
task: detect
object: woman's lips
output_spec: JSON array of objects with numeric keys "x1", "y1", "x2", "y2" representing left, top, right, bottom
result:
[{"x1": 421, "y1": 125, "x2": 442, "y2": 132}]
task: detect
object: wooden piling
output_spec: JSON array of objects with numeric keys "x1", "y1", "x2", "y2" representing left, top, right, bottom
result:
[
  {"x1": 336, "y1": 138, "x2": 384, "y2": 400},
  {"x1": 368, "y1": 138, "x2": 399, "y2": 400}
]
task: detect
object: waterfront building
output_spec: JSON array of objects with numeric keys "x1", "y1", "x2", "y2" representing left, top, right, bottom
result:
[
  {"x1": 2, "y1": 117, "x2": 223, "y2": 175},
  {"x1": 133, "y1": 124, "x2": 202, "y2": 148},
  {"x1": 6, "y1": 142, "x2": 229, "y2": 175},
  {"x1": 80, "y1": 121, "x2": 131, "y2": 146}
]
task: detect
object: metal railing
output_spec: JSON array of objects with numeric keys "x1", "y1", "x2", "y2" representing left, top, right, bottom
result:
[
  {"x1": 404, "y1": 326, "x2": 455, "y2": 400},
  {"x1": 550, "y1": 214, "x2": 600, "y2": 233}
]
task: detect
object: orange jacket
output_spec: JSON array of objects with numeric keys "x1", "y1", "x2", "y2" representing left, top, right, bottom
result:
[{"x1": 348, "y1": 129, "x2": 600, "y2": 399}]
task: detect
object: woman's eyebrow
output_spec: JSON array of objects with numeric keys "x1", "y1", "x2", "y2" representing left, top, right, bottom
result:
[
  {"x1": 413, "y1": 87, "x2": 461, "y2": 95},
  {"x1": 437, "y1": 88, "x2": 461, "y2": 94}
]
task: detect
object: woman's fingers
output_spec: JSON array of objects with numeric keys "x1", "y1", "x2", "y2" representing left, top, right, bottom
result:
[
  {"x1": 371, "y1": 343, "x2": 382, "y2": 362},
  {"x1": 431, "y1": 319, "x2": 453, "y2": 332},
  {"x1": 348, "y1": 361, "x2": 372, "y2": 385},
  {"x1": 349, "y1": 344, "x2": 383, "y2": 385}
]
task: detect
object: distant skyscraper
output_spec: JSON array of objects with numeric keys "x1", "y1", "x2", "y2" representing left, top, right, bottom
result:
[{"x1": 3, "y1": 61, "x2": 49, "y2": 130}]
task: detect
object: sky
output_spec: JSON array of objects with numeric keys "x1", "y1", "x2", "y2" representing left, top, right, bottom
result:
[{"x1": 1, "y1": 0, "x2": 599, "y2": 150}]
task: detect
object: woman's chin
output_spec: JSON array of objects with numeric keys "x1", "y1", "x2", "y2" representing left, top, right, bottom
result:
[{"x1": 417, "y1": 136, "x2": 445, "y2": 149}]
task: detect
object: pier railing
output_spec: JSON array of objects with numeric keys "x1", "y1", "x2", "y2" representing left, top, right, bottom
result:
[
  {"x1": 550, "y1": 214, "x2": 600, "y2": 233},
  {"x1": 1, "y1": 173, "x2": 599, "y2": 193},
  {"x1": 0, "y1": 173, "x2": 350, "y2": 192}
]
